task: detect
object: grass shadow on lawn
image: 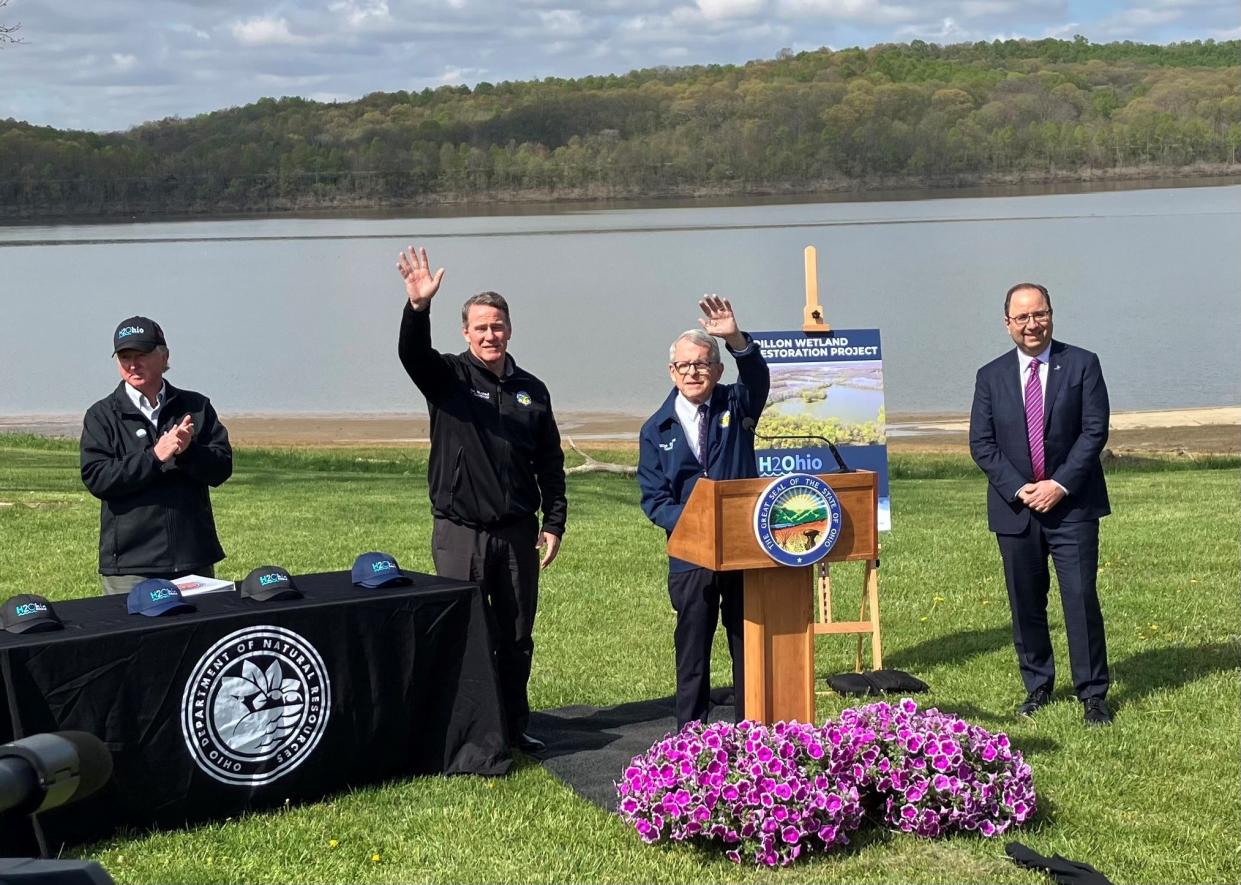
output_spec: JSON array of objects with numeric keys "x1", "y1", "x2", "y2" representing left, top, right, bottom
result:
[
  {"x1": 883, "y1": 625, "x2": 1013, "y2": 673},
  {"x1": 1110, "y1": 640, "x2": 1241, "y2": 707}
]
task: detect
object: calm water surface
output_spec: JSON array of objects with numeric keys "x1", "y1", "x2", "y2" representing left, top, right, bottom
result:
[{"x1": 3, "y1": 185, "x2": 1237, "y2": 418}]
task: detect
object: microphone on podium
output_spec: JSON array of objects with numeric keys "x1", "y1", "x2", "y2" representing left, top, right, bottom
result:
[{"x1": 741, "y1": 417, "x2": 853, "y2": 474}]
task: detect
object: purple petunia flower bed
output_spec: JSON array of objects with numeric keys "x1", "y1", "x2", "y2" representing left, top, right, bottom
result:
[{"x1": 615, "y1": 699, "x2": 1036, "y2": 867}]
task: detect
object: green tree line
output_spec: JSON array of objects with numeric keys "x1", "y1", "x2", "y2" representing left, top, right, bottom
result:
[{"x1": 2, "y1": 37, "x2": 1238, "y2": 218}]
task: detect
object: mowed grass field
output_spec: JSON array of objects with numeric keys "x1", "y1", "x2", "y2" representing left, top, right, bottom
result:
[{"x1": 1, "y1": 435, "x2": 1238, "y2": 884}]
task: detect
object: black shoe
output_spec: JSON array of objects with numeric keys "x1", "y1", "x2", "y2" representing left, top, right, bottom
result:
[
  {"x1": 1017, "y1": 688, "x2": 1052, "y2": 717},
  {"x1": 513, "y1": 732, "x2": 546, "y2": 753},
  {"x1": 1083, "y1": 697, "x2": 1113, "y2": 726}
]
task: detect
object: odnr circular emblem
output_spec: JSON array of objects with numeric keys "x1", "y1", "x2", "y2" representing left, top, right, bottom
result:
[
  {"x1": 181, "y1": 626, "x2": 331, "y2": 786},
  {"x1": 753, "y1": 473, "x2": 842, "y2": 566}
]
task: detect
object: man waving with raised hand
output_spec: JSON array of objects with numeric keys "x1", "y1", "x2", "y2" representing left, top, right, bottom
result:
[
  {"x1": 638, "y1": 295, "x2": 770, "y2": 729},
  {"x1": 396, "y1": 245, "x2": 566, "y2": 754}
]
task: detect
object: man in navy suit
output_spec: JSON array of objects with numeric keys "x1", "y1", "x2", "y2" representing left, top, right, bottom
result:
[
  {"x1": 970, "y1": 283, "x2": 1113, "y2": 726},
  {"x1": 638, "y1": 295, "x2": 770, "y2": 728}
]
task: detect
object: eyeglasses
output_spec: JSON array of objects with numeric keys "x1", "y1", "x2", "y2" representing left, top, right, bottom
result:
[
  {"x1": 670, "y1": 360, "x2": 718, "y2": 376},
  {"x1": 1006, "y1": 309, "x2": 1052, "y2": 326}
]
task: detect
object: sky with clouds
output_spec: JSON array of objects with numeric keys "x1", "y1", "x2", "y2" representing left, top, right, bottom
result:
[{"x1": 1, "y1": 0, "x2": 1237, "y2": 133}]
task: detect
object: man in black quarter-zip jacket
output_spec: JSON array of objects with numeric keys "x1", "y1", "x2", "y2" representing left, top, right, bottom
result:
[
  {"x1": 396, "y1": 245, "x2": 567, "y2": 755},
  {"x1": 81, "y1": 316, "x2": 233, "y2": 596}
]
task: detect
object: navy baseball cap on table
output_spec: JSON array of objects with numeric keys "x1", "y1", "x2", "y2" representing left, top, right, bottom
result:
[
  {"x1": 127, "y1": 578, "x2": 196, "y2": 617},
  {"x1": 112, "y1": 316, "x2": 166, "y2": 355},
  {"x1": 1, "y1": 594, "x2": 64, "y2": 633},
  {"x1": 351, "y1": 552, "x2": 413, "y2": 588},
  {"x1": 240, "y1": 565, "x2": 302, "y2": 602}
]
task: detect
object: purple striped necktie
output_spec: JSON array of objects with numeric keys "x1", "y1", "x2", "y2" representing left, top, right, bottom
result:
[
  {"x1": 697, "y1": 404, "x2": 709, "y2": 466},
  {"x1": 1024, "y1": 357, "x2": 1045, "y2": 481}
]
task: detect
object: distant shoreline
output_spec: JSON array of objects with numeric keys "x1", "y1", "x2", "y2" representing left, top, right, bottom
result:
[
  {"x1": 3, "y1": 168, "x2": 1237, "y2": 226},
  {"x1": 4, "y1": 406, "x2": 1237, "y2": 454}
]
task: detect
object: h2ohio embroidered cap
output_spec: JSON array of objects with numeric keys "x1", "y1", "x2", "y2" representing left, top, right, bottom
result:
[
  {"x1": 127, "y1": 578, "x2": 196, "y2": 617},
  {"x1": 112, "y1": 316, "x2": 167, "y2": 355},
  {"x1": 240, "y1": 565, "x2": 302, "y2": 602},
  {"x1": 1, "y1": 594, "x2": 64, "y2": 633},
  {"x1": 351, "y1": 552, "x2": 413, "y2": 589}
]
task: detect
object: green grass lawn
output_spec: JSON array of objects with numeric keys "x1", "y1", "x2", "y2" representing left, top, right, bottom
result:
[{"x1": 1, "y1": 435, "x2": 1238, "y2": 884}]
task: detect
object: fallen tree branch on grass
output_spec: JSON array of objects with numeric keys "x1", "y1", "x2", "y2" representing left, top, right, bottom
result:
[{"x1": 564, "y1": 437, "x2": 637, "y2": 476}]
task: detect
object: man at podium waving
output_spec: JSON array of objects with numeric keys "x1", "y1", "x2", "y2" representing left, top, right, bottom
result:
[{"x1": 638, "y1": 296, "x2": 770, "y2": 728}]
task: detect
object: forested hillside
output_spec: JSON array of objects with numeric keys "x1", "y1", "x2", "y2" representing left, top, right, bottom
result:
[{"x1": 2, "y1": 37, "x2": 1238, "y2": 218}]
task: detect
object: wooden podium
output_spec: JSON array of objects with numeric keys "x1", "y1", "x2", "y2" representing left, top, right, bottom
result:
[{"x1": 667, "y1": 470, "x2": 879, "y2": 725}]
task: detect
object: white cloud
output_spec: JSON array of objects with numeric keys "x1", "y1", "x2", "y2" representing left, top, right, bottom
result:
[
  {"x1": 538, "y1": 9, "x2": 587, "y2": 35},
  {"x1": 437, "y1": 66, "x2": 487, "y2": 84},
  {"x1": 775, "y1": 0, "x2": 918, "y2": 22},
  {"x1": 112, "y1": 53, "x2": 138, "y2": 70},
  {"x1": 1126, "y1": 8, "x2": 1183, "y2": 25},
  {"x1": 168, "y1": 22, "x2": 212, "y2": 41},
  {"x1": 697, "y1": 0, "x2": 767, "y2": 20},
  {"x1": 330, "y1": 0, "x2": 393, "y2": 29},
  {"x1": 230, "y1": 16, "x2": 305, "y2": 46}
]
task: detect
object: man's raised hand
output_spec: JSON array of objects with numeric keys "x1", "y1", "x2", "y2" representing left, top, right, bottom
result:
[
  {"x1": 698, "y1": 294, "x2": 745, "y2": 350},
  {"x1": 398, "y1": 245, "x2": 445, "y2": 311}
]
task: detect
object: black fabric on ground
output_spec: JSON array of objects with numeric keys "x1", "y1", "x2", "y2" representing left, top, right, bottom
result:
[
  {"x1": 825, "y1": 668, "x2": 929, "y2": 697},
  {"x1": 1006, "y1": 842, "x2": 1114, "y2": 885},
  {"x1": 528, "y1": 688, "x2": 735, "y2": 810}
]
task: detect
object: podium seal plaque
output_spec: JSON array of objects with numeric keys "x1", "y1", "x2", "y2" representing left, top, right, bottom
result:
[{"x1": 753, "y1": 473, "x2": 842, "y2": 566}]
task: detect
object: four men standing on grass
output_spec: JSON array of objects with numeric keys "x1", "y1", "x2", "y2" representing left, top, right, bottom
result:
[
  {"x1": 396, "y1": 245, "x2": 567, "y2": 754},
  {"x1": 79, "y1": 275, "x2": 1112, "y2": 734},
  {"x1": 969, "y1": 283, "x2": 1113, "y2": 726}
]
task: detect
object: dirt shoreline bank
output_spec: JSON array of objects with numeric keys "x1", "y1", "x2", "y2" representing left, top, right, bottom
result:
[{"x1": 3, "y1": 407, "x2": 1237, "y2": 454}]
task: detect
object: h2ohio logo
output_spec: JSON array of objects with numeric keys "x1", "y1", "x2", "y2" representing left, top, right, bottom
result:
[{"x1": 181, "y1": 626, "x2": 331, "y2": 786}]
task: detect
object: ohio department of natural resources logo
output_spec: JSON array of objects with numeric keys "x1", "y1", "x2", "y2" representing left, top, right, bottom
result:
[
  {"x1": 753, "y1": 473, "x2": 842, "y2": 566},
  {"x1": 181, "y1": 626, "x2": 331, "y2": 786}
]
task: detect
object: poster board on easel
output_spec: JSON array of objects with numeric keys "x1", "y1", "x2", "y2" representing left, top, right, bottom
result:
[{"x1": 749, "y1": 246, "x2": 889, "y2": 670}]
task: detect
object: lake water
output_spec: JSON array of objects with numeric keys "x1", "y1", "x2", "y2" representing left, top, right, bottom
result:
[{"x1": 2, "y1": 184, "x2": 1238, "y2": 419}]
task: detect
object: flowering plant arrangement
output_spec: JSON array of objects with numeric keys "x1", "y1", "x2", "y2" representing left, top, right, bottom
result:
[
  {"x1": 616, "y1": 699, "x2": 1035, "y2": 867},
  {"x1": 616, "y1": 718, "x2": 865, "y2": 866},
  {"x1": 841, "y1": 699, "x2": 1036, "y2": 839}
]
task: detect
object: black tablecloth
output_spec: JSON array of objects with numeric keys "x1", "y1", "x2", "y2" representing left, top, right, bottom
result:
[{"x1": 0, "y1": 571, "x2": 510, "y2": 853}]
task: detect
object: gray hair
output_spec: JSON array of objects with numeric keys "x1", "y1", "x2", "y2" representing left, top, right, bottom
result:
[
  {"x1": 668, "y1": 329, "x2": 720, "y2": 364},
  {"x1": 156, "y1": 344, "x2": 170, "y2": 371},
  {"x1": 461, "y1": 291, "x2": 510, "y2": 326}
]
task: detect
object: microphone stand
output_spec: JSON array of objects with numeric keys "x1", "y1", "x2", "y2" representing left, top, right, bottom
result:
[{"x1": 742, "y1": 418, "x2": 853, "y2": 474}]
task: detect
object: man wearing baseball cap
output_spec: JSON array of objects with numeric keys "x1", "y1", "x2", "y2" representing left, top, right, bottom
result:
[{"x1": 80, "y1": 316, "x2": 233, "y2": 596}]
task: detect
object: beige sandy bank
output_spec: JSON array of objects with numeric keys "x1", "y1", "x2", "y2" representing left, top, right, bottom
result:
[{"x1": 3, "y1": 407, "x2": 1237, "y2": 454}]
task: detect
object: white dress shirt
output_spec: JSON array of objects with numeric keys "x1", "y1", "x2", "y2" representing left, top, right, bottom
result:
[
  {"x1": 674, "y1": 394, "x2": 709, "y2": 464},
  {"x1": 125, "y1": 381, "x2": 167, "y2": 428},
  {"x1": 1017, "y1": 344, "x2": 1051, "y2": 400}
]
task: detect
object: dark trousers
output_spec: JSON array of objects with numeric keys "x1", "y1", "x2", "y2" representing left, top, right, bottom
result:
[
  {"x1": 668, "y1": 566, "x2": 744, "y2": 728},
  {"x1": 997, "y1": 518, "x2": 1109, "y2": 701},
  {"x1": 433, "y1": 516, "x2": 540, "y2": 739}
]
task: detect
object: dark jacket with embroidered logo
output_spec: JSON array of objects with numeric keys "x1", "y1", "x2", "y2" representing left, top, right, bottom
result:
[
  {"x1": 637, "y1": 337, "x2": 770, "y2": 572},
  {"x1": 398, "y1": 303, "x2": 567, "y2": 535},
  {"x1": 80, "y1": 381, "x2": 233, "y2": 576}
]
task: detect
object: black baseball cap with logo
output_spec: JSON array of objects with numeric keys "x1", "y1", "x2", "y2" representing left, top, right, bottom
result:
[
  {"x1": 112, "y1": 316, "x2": 167, "y2": 355},
  {"x1": 240, "y1": 566, "x2": 302, "y2": 602},
  {"x1": 1, "y1": 594, "x2": 64, "y2": 633},
  {"x1": 351, "y1": 552, "x2": 413, "y2": 588}
]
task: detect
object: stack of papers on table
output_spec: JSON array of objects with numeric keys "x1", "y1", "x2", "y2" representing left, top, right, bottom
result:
[{"x1": 171, "y1": 574, "x2": 235, "y2": 597}]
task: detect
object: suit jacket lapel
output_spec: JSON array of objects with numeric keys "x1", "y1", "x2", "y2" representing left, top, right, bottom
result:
[
  {"x1": 1004, "y1": 349, "x2": 1024, "y2": 414},
  {"x1": 1042, "y1": 340, "x2": 1066, "y2": 430}
]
